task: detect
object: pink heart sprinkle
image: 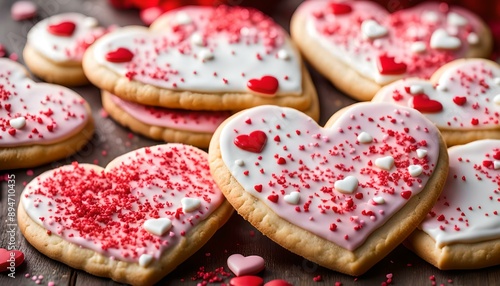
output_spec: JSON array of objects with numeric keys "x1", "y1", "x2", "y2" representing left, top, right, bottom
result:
[{"x1": 227, "y1": 254, "x2": 265, "y2": 276}]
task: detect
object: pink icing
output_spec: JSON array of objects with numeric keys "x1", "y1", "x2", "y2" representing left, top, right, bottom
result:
[
  {"x1": 21, "y1": 144, "x2": 225, "y2": 263},
  {"x1": 109, "y1": 93, "x2": 231, "y2": 133},
  {"x1": 0, "y1": 59, "x2": 89, "y2": 147},
  {"x1": 219, "y1": 103, "x2": 441, "y2": 250},
  {"x1": 298, "y1": 1, "x2": 486, "y2": 83},
  {"x1": 421, "y1": 140, "x2": 500, "y2": 246},
  {"x1": 92, "y1": 6, "x2": 302, "y2": 94},
  {"x1": 374, "y1": 59, "x2": 500, "y2": 129}
]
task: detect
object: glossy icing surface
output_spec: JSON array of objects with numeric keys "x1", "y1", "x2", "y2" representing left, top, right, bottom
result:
[
  {"x1": 298, "y1": 1, "x2": 486, "y2": 84},
  {"x1": 220, "y1": 103, "x2": 441, "y2": 250},
  {"x1": 110, "y1": 93, "x2": 231, "y2": 133},
  {"x1": 21, "y1": 144, "x2": 225, "y2": 263},
  {"x1": 27, "y1": 13, "x2": 108, "y2": 62},
  {"x1": 93, "y1": 6, "x2": 302, "y2": 94},
  {"x1": 374, "y1": 59, "x2": 500, "y2": 129},
  {"x1": 0, "y1": 59, "x2": 89, "y2": 147},
  {"x1": 421, "y1": 140, "x2": 500, "y2": 247}
]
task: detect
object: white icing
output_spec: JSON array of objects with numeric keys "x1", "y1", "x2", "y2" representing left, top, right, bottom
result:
[
  {"x1": 143, "y1": 218, "x2": 172, "y2": 236},
  {"x1": 9, "y1": 117, "x2": 26, "y2": 129},
  {"x1": 181, "y1": 197, "x2": 201, "y2": 212},
  {"x1": 284, "y1": 191, "x2": 301, "y2": 205},
  {"x1": 421, "y1": 140, "x2": 500, "y2": 246},
  {"x1": 334, "y1": 176, "x2": 359, "y2": 194},
  {"x1": 357, "y1": 132, "x2": 373, "y2": 143},
  {"x1": 375, "y1": 156, "x2": 394, "y2": 171},
  {"x1": 430, "y1": 29, "x2": 461, "y2": 50},
  {"x1": 408, "y1": 165, "x2": 423, "y2": 177}
]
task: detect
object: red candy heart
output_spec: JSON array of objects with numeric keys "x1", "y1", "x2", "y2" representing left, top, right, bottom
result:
[
  {"x1": 377, "y1": 55, "x2": 407, "y2": 75},
  {"x1": 411, "y1": 94, "x2": 443, "y2": 113},
  {"x1": 47, "y1": 21, "x2": 76, "y2": 37},
  {"x1": 105, "y1": 47, "x2": 134, "y2": 63},
  {"x1": 494, "y1": 151, "x2": 500, "y2": 160},
  {"x1": 328, "y1": 3, "x2": 352, "y2": 15},
  {"x1": 0, "y1": 248, "x2": 24, "y2": 272},
  {"x1": 234, "y1": 130, "x2": 267, "y2": 153},
  {"x1": 230, "y1": 275, "x2": 264, "y2": 286},
  {"x1": 247, "y1": 76, "x2": 279, "y2": 95},
  {"x1": 264, "y1": 279, "x2": 293, "y2": 286}
]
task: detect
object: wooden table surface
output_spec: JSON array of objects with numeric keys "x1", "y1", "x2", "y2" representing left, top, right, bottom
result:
[{"x1": 1, "y1": 0, "x2": 499, "y2": 285}]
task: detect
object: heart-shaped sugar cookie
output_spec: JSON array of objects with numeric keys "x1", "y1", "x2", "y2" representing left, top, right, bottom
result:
[
  {"x1": 0, "y1": 58, "x2": 93, "y2": 170},
  {"x1": 209, "y1": 102, "x2": 448, "y2": 275},
  {"x1": 373, "y1": 58, "x2": 500, "y2": 146},
  {"x1": 83, "y1": 5, "x2": 317, "y2": 114},
  {"x1": 291, "y1": 1, "x2": 492, "y2": 101},
  {"x1": 405, "y1": 140, "x2": 500, "y2": 270},
  {"x1": 18, "y1": 144, "x2": 233, "y2": 285}
]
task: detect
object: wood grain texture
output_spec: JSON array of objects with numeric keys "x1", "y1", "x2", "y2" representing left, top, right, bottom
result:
[{"x1": 1, "y1": 0, "x2": 500, "y2": 285}]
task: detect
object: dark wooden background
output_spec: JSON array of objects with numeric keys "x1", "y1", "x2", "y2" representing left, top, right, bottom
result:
[{"x1": 1, "y1": 0, "x2": 499, "y2": 285}]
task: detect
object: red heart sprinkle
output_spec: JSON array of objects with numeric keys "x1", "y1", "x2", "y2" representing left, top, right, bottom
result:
[
  {"x1": 471, "y1": 118, "x2": 479, "y2": 125},
  {"x1": 230, "y1": 275, "x2": 264, "y2": 286},
  {"x1": 105, "y1": 47, "x2": 134, "y2": 63},
  {"x1": 234, "y1": 130, "x2": 267, "y2": 153},
  {"x1": 411, "y1": 94, "x2": 443, "y2": 113},
  {"x1": 267, "y1": 194, "x2": 279, "y2": 203},
  {"x1": 47, "y1": 21, "x2": 76, "y2": 37},
  {"x1": 277, "y1": 157, "x2": 286, "y2": 165},
  {"x1": 401, "y1": 191, "x2": 412, "y2": 200},
  {"x1": 493, "y1": 151, "x2": 500, "y2": 160},
  {"x1": 0, "y1": 248, "x2": 24, "y2": 272},
  {"x1": 328, "y1": 3, "x2": 352, "y2": 15},
  {"x1": 247, "y1": 76, "x2": 279, "y2": 95},
  {"x1": 254, "y1": 184, "x2": 263, "y2": 192},
  {"x1": 264, "y1": 279, "x2": 293, "y2": 286},
  {"x1": 453, "y1": 96, "x2": 467, "y2": 106},
  {"x1": 377, "y1": 55, "x2": 407, "y2": 75},
  {"x1": 483, "y1": 160, "x2": 493, "y2": 169}
]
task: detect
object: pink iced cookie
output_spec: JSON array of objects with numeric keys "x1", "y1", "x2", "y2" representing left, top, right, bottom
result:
[
  {"x1": 0, "y1": 58, "x2": 93, "y2": 170},
  {"x1": 209, "y1": 102, "x2": 449, "y2": 276},
  {"x1": 18, "y1": 144, "x2": 234, "y2": 285},
  {"x1": 83, "y1": 5, "x2": 318, "y2": 116},
  {"x1": 23, "y1": 13, "x2": 111, "y2": 86},
  {"x1": 11, "y1": 1, "x2": 37, "y2": 21},
  {"x1": 373, "y1": 58, "x2": 500, "y2": 146},
  {"x1": 406, "y1": 140, "x2": 500, "y2": 270},
  {"x1": 101, "y1": 91, "x2": 231, "y2": 148},
  {"x1": 291, "y1": 1, "x2": 493, "y2": 101}
]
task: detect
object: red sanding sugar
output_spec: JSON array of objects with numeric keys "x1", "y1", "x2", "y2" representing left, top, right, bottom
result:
[{"x1": 191, "y1": 266, "x2": 231, "y2": 285}]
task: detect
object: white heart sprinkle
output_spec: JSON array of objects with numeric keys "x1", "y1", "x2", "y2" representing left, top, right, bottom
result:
[
  {"x1": 494, "y1": 161, "x2": 500, "y2": 170},
  {"x1": 235, "y1": 159, "x2": 245, "y2": 166},
  {"x1": 181, "y1": 197, "x2": 201, "y2": 212},
  {"x1": 191, "y1": 33, "x2": 204, "y2": 46},
  {"x1": 494, "y1": 77, "x2": 500, "y2": 86},
  {"x1": 447, "y1": 12, "x2": 468, "y2": 26},
  {"x1": 409, "y1": 85, "x2": 424, "y2": 95},
  {"x1": 334, "y1": 176, "x2": 359, "y2": 194},
  {"x1": 410, "y1": 41, "x2": 426, "y2": 54},
  {"x1": 357, "y1": 132, "x2": 373, "y2": 144},
  {"x1": 375, "y1": 156, "x2": 394, "y2": 171},
  {"x1": 361, "y1": 20, "x2": 388, "y2": 39},
  {"x1": 139, "y1": 254, "x2": 153, "y2": 267},
  {"x1": 198, "y1": 49, "x2": 214, "y2": 61},
  {"x1": 277, "y1": 49, "x2": 290, "y2": 60},
  {"x1": 9, "y1": 117, "x2": 26, "y2": 129},
  {"x1": 284, "y1": 191, "x2": 301, "y2": 205},
  {"x1": 408, "y1": 165, "x2": 423, "y2": 177},
  {"x1": 467, "y1": 33, "x2": 479, "y2": 45},
  {"x1": 83, "y1": 17, "x2": 98, "y2": 28},
  {"x1": 416, "y1": 149, "x2": 428, "y2": 158},
  {"x1": 373, "y1": 196, "x2": 385, "y2": 204},
  {"x1": 143, "y1": 218, "x2": 172, "y2": 236},
  {"x1": 494, "y1": 94, "x2": 500, "y2": 105},
  {"x1": 422, "y1": 11, "x2": 439, "y2": 23},
  {"x1": 430, "y1": 29, "x2": 461, "y2": 50},
  {"x1": 175, "y1": 12, "x2": 192, "y2": 25}
]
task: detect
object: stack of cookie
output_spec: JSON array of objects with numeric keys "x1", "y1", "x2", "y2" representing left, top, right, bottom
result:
[{"x1": 83, "y1": 5, "x2": 319, "y2": 148}]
